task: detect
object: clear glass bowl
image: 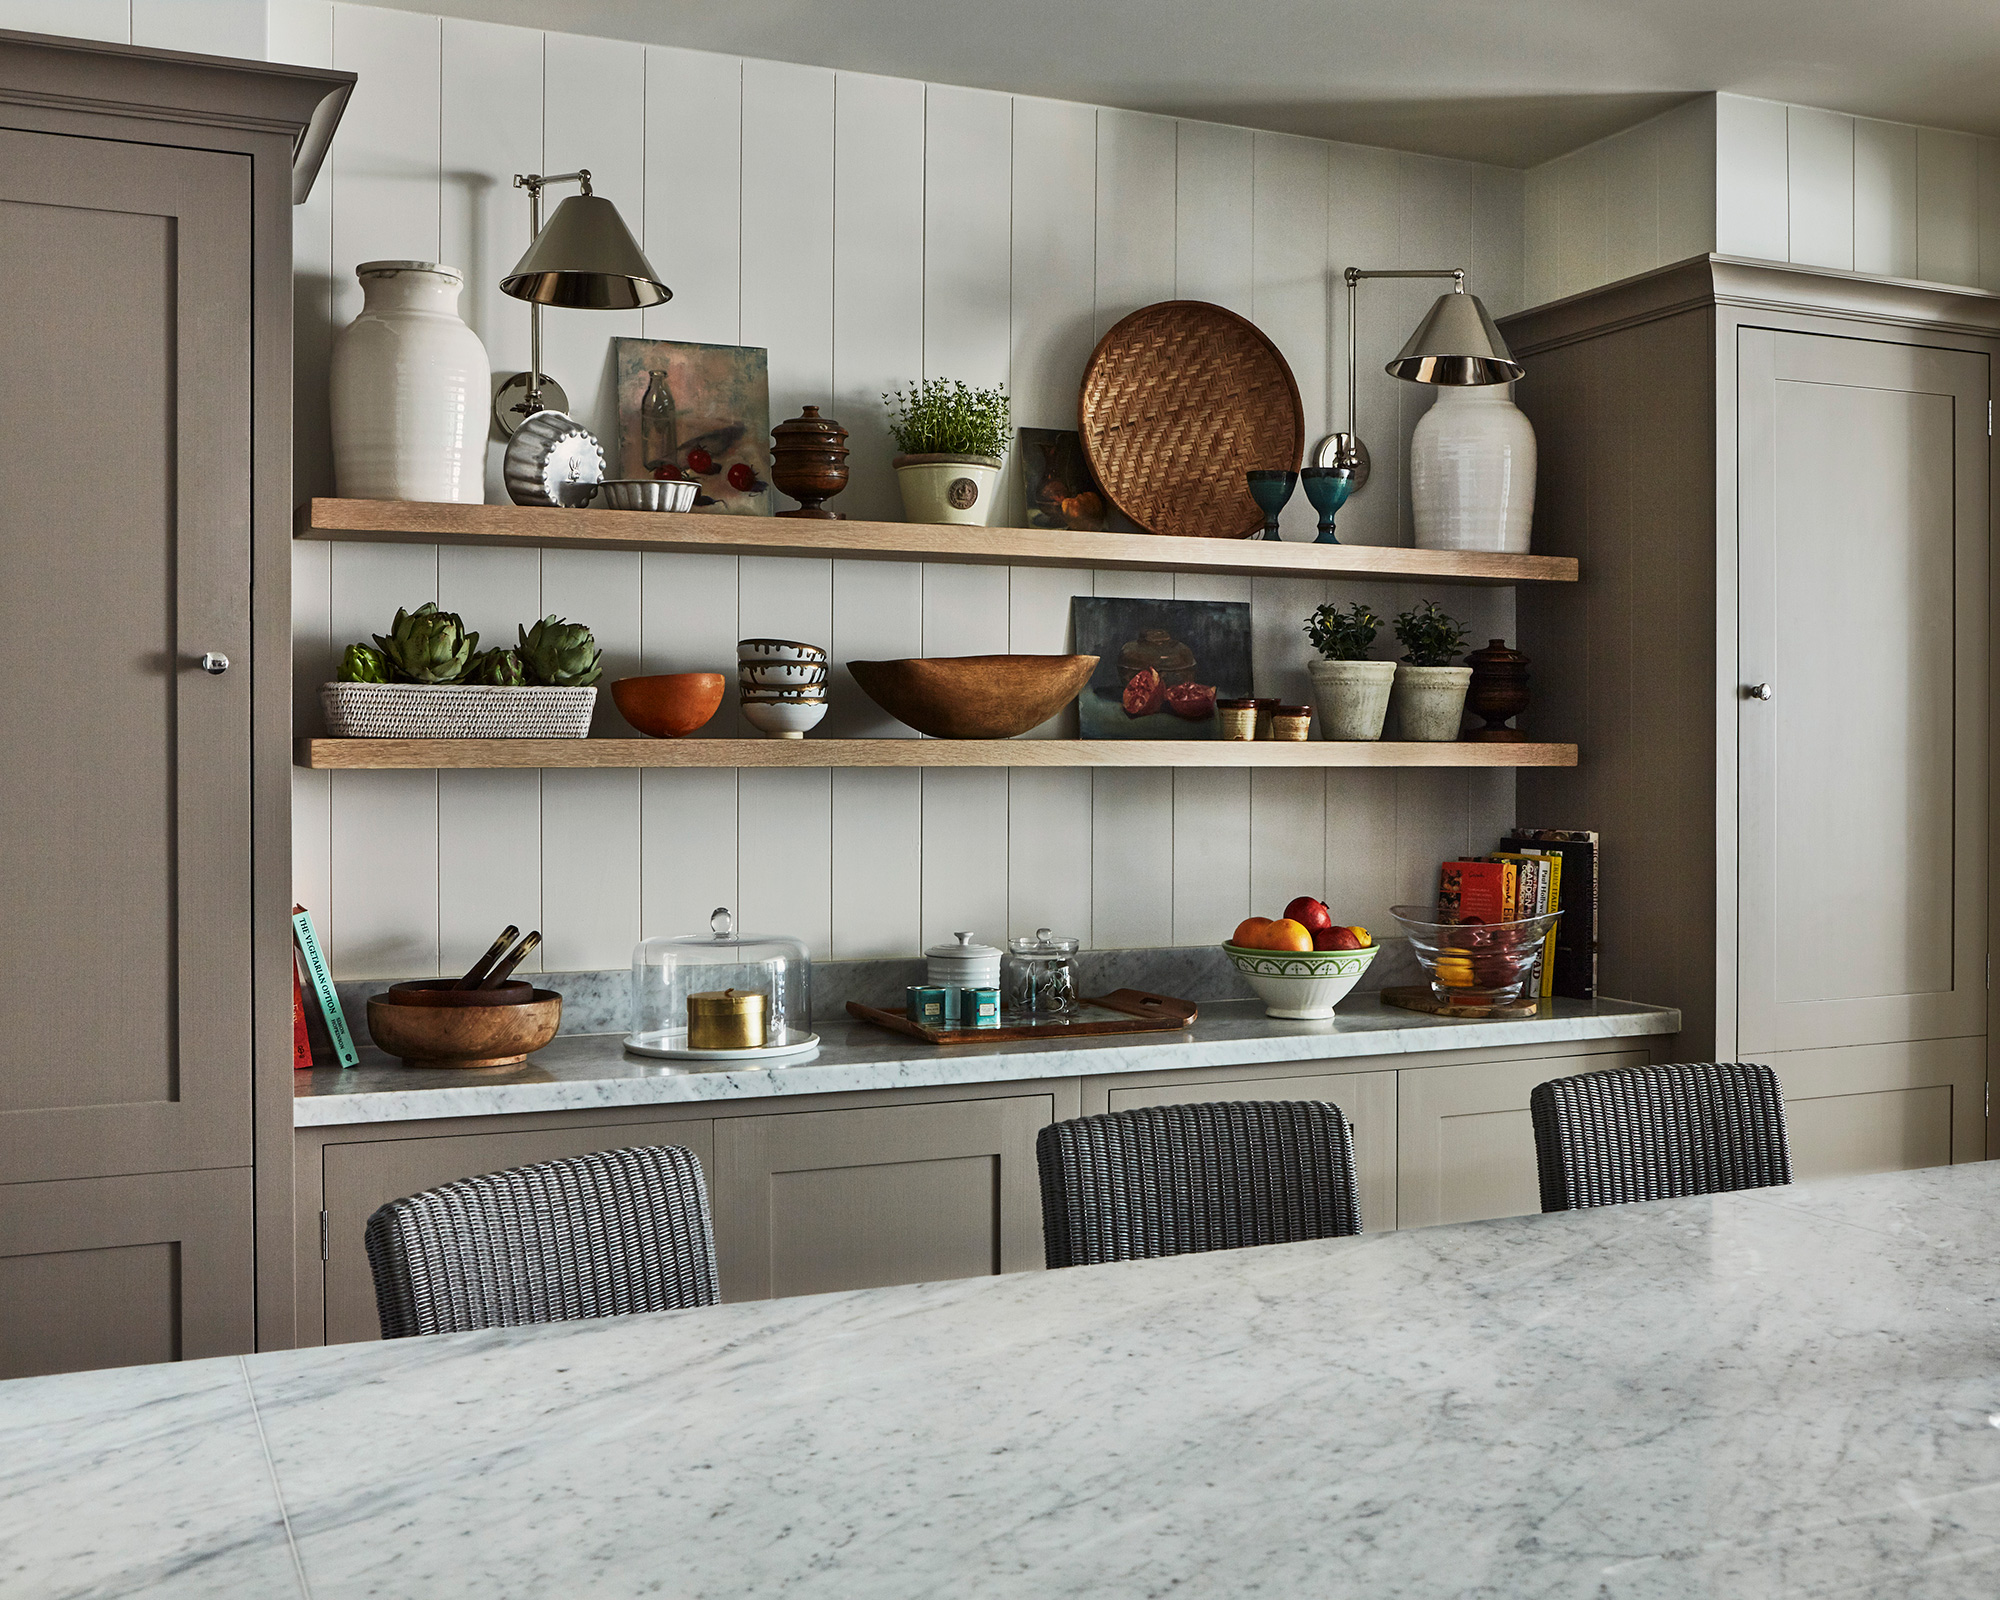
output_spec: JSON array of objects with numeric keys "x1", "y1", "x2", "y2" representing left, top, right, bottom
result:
[
  {"x1": 1389, "y1": 904, "x2": 1561, "y2": 1005},
  {"x1": 630, "y1": 907, "x2": 813, "y2": 1052}
]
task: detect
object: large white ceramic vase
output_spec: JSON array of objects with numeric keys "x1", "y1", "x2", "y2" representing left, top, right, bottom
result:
[
  {"x1": 331, "y1": 260, "x2": 489, "y2": 503},
  {"x1": 1410, "y1": 383, "x2": 1536, "y2": 552}
]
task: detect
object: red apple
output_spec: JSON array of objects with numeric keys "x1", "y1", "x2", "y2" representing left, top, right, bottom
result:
[
  {"x1": 1319, "y1": 925, "x2": 1364, "y2": 951},
  {"x1": 1284, "y1": 896, "x2": 1333, "y2": 934}
]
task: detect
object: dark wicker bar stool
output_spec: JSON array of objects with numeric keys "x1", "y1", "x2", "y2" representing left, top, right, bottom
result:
[
  {"x1": 364, "y1": 1144, "x2": 719, "y2": 1338},
  {"x1": 1530, "y1": 1061, "x2": 1792, "y2": 1212},
  {"x1": 1037, "y1": 1100, "x2": 1361, "y2": 1269}
]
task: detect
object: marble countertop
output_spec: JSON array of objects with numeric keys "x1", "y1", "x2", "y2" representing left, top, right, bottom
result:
[
  {"x1": 11, "y1": 1161, "x2": 2000, "y2": 1598},
  {"x1": 294, "y1": 995, "x2": 1680, "y2": 1126}
]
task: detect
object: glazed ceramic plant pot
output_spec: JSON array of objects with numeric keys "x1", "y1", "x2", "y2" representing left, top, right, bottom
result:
[
  {"x1": 1307, "y1": 659, "x2": 1397, "y2": 741},
  {"x1": 894, "y1": 453, "x2": 1004, "y2": 526},
  {"x1": 1391, "y1": 664, "x2": 1474, "y2": 741}
]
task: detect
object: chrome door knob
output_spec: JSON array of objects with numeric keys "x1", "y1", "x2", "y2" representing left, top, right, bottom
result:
[
  {"x1": 1745, "y1": 682, "x2": 1773, "y2": 700},
  {"x1": 199, "y1": 652, "x2": 230, "y2": 675}
]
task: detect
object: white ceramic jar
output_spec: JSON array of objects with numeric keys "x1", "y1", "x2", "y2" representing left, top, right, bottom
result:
[
  {"x1": 331, "y1": 260, "x2": 490, "y2": 503},
  {"x1": 926, "y1": 931, "x2": 1003, "y2": 1019},
  {"x1": 894, "y1": 453, "x2": 1004, "y2": 526},
  {"x1": 1410, "y1": 383, "x2": 1536, "y2": 553}
]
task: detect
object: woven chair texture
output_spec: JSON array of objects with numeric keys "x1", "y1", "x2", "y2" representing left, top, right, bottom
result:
[
  {"x1": 1079, "y1": 301, "x2": 1305, "y2": 539},
  {"x1": 1530, "y1": 1061, "x2": 1792, "y2": 1212},
  {"x1": 364, "y1": 1144, "x2": 718, "y2": 1338},
  {"x1": 1037, "y1": 1100, "x2": 1361, "y2": 1269}
]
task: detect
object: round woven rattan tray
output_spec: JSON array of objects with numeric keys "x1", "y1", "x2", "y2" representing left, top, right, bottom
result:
[{"x1": 1079, "y1": 300, "x2": 1305, "y2": 539}]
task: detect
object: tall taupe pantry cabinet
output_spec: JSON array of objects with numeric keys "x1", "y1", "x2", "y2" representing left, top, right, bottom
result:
[
  {"x1": 0, "y1": 32, "x2": 350, "y2": 1376},
  {"x1": 1504, "y1": 257, "x2": 1995, "y2": 1176}
]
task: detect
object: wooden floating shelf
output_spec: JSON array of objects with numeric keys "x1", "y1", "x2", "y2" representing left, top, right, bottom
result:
[
  {"x1": 295, "y1": 499, "x2": 1579, "y2": 587},
  {"x1": 298, "y1": 738, "x2": 1579, "y2": 771}
]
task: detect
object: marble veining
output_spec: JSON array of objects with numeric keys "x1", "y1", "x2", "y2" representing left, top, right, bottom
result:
[
  {"x1": 295, "y1": 995, "x2": 1679, "y2": 1127},
  {"x1": 9, "y1": 1164, "x2": 2000, "y2": 1597}
]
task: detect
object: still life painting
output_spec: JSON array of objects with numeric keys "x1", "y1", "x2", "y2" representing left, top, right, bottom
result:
[
  {"x1": 1019, "y1": 427, "x2": 1107, "y2": 531},
  {"x1": 1070, "y1": 596, "x2": 1254, "y2": 740},
  {"x1": 612, "y1": 337, "x2": 772, "y2": 515}
]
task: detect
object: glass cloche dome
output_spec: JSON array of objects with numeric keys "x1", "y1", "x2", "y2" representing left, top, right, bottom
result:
[{"x1": 629, "y1": 907, "x2": 813, "y2": 1055}]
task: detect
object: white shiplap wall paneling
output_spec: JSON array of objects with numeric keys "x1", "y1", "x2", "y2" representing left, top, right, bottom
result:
[
  {"x1": 639, "y1": 551, "x2": 743, "y2": 735},
  {"x1": 1326, "y1": 140, "x2": 1399, "y2": 550},
  {"x1": 271, "y1": 0, "x2": 337, "y2": 500},
  {"x1": 0, "y1": 0, "x2": 125, "y2": 38},
  {"x1": 1172, "y1": 768, "x2": 1251, "y2": 943},
  {"x1": 330, "y1": 4, "x2": 442, "y2": 324},
  {"x1": 920, "y1": 768, "x2": 1011, "y2": 951},
  {"x1": 1008, "y1": 769, "x2": 1094, "y2": 943},
  {"x1": 1521, "y1": 161, "x2": 1559, "y2": 309},
  {"x1": 438, "y1": 769, "x2": 544, "y2": 974},
  {"x1": 642, "y1": 768, "x2": 739, "y2": 940},
  {"x1": 132, "y1": 0, "x2": 266, "y2": 55},
  {"x1": 1249, "y1": 769, "x2": 1326, "y2": 917},
  {"x1": 1916, "y1": 127, "x2": 1979, "y2": 287},
  {"x1": 644, "y1": 46, "x2": 745, "y2": 347},
  {"x1": 1394, "y1": 153, "x2": 1475, "y2": 547},
  {"x1": 1094, "y1": 109, "x2": 1178, "y2": 335},
  {"x1": 1653, "y1": 98, "x2": 1717, "y2": 266},
  {"x1": 439, "y1": 17, "x2": 542, "y2": 506},
  {"x1": 1175, "y1": 120, "x2": 1255, "y2": 314},
  {"x1": 1086, "y1": 570, "x2": 1172, "y2": 948},
  {"x1": 1009, "y1": 95, "x2": 1098, "y2": 431},
  {"x1": 740, "y1": 767, "x2": 833, "y2": 958},
  {"x1": 1250, "y1": 131, "x2": 1330, "y2": 544},
  {"x1": 1324, "y1": 769, "x2": 1399, "y2": 935},
  {"x1": 743, "y1": 59, "x2": 835, "y2": 423},
  {"x1": 832, "y1": 768, "x2": 921, "y2": 957},
  {"x1": 1600, "y1": 117, "x2": 1660, "y2": 283},
  {"x1": 1470, "y1": 166, "x2": 1526, "y2": 319},
  {"x1": 832, "y1": 70, "x2": 925, "y2": 526},
  {"x1": 1393, "y1": 769, "x2": 1472, "y2": 911},
  {"x1": 330, "y1": 768, "x2": 440, "y2": 977},
  {"x1": 1978, "y1": 140, "x2": 2000, "y2": 294},
  {"x1": 540, "y1": 768, "x2": 641, "y2": 970},
  {"x1": 1853, "y1": 118, "x2": 1919, "y2": 279},
  {"x1": 1786, "y1": 106, "x2": 1855, "y2": 271},
  {"x1": 1714, "y1": 94, "x2": 1789, "y2": 262}
]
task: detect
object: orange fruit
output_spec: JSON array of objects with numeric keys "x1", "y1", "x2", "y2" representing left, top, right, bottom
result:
[
  {"x1": 1231, "y1": 917, "x2": 1273, "y2": 948},
  {"x1": 1264, "y1": 918, "x2": 1313, "y2": 952}
]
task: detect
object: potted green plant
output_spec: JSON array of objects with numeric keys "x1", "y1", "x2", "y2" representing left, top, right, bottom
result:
[
  {"x1": 322, "y1": 603, "x2": 603, "y2": 738},
  {"x1": 884, "y1": 378, "x2": 1011, "y2": 526},
  {"x1": 1303, "y1": 602, "x2": 1396, "y2": 741},
  {"x1": 1389, "y1": 599, "x2": 1473, "y2": 741}
]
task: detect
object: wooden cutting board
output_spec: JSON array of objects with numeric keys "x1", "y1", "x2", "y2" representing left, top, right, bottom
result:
[
  {"x1": 848, "y1": 988, "x2": 1197, "y2": 1046},
  {"x1": 1379, "y1": 985, "x2": 1544, "y2": 1021}
]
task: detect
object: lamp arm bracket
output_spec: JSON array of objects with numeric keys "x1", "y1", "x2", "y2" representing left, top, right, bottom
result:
[
  {"x1": 514, "y1": 169, "x2": 593, "y2": 197},
  {"x1": 1345, "y1": 266, "x2": 1466, "y2": 288}
]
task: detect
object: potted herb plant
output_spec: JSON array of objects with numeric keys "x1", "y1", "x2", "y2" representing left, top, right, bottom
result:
[
  {"x1": 884, "y1": 378, "x2": 1010, "y2": 526},
  {"x1": 1389, "y1": 599, "x2": 1473, "y2": 741},
  {"x1": 1304, "y1": 602, "x2": 1396, "y2": 741},
  {"x1": 323, "y1": 603, "x2": 603, "y2": 738}
]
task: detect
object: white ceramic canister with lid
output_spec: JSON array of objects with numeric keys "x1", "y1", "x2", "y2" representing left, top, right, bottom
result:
[
  {"x1": 926, "y1": 931, "x2": 1003, "y2": 1020},
  {"x1": 331, "y1": 260, "x2": 491, "y2": 504}
]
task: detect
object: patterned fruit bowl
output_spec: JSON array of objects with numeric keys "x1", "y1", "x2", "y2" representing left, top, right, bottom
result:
[{"x1": 1222, "y1": 941, "x2": 1380, "y2": 1020}]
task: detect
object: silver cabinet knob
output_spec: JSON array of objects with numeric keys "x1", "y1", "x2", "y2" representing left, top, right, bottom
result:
[
  {"x1": 199, "y1": 652, "x2": 230, "y2": 675},
  {"x1": 1745, "y1": 682, "x2": 1773, "y2": 701}
]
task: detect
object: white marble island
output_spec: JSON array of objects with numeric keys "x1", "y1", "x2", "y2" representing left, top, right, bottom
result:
[{"x1": 10, "y1": 1163, "x2": 2000, "y2": 1598}]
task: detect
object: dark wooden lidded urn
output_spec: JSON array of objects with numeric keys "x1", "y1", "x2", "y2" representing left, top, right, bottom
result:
[
  {"x1": 770, "y1": 406, "x2": 850, "y2": 519},
  {"x1": 1464, "y1": 638, "x2": 1531, "y2": 741}
]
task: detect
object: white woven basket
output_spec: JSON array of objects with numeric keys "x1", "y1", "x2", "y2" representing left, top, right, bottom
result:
[{"x1": 321, "y1": 682, "x2": 597, "y2": 739}]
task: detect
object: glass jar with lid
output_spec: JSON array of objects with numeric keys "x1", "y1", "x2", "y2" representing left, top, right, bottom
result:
[
  {"x1": 627, "y1": 908, "x2": 817, "y2": 1059},
  {"x1": 1005, "y1": 928, "x2": 1081, "y2": 1017}
]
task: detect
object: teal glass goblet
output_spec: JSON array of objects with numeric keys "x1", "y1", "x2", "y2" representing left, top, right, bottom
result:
[
  {"x1": 1300, "y1": 465, "x2": 1356, "y2": 544},
  {"x1": 1246, "y1": 469, "x2": 1297, "y2": 541}
]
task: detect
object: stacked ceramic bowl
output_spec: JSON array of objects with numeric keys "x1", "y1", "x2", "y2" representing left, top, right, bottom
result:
[{"x1": 739, "y1": 638, "x2": 829, "y2": 739}]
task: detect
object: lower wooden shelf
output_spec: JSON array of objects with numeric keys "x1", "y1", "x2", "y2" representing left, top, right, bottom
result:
[{"x1": 296, "y1": 738, "x2": 1578, "y2": 770}]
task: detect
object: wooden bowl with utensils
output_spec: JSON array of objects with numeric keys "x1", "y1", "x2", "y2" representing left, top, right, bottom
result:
[
  {"x1": 385, "y1": 978, "x2": 540, "y2": 1008},
  {"x1": 367, "y1": 989, "x2": 562, "y2": 1068}
]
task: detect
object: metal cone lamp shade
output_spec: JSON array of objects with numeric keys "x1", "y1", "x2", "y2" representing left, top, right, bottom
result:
[
  {"x1": 1386, "y1": 288, "x2": 1522, "y2": 385},
  {"x1": 501, "y1": 194, "x2": 670, "y2": 310}
]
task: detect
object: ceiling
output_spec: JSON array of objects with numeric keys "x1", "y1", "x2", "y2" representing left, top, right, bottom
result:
[{"x1": 372, "y1": 0, "x2": 2000, "y2": 168}]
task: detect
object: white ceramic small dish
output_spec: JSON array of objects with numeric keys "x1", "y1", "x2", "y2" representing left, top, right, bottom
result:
[
  {"x1": 740, "y1": 687, "x2": 827, "y2": 704},
  {"x1": 1222, "y1": 941, "x2": 1380, "y2": 1019},
  {"x1": 623, "y1": 1026, "x2": 821, "y2": 1062},
  {"x1": 739, "y1": 638, "x2": 827, "y2": 663},
  {"x1": 741, "y1": 660, "x2": 827, "y2": 687},
  {"x1": 743, "y1": 699, "x2": 828, "y2": 739}
]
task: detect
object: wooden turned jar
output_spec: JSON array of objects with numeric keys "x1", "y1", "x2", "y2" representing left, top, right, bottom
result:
[
  {"x1": 1464, "y1": 638, "x2": 1530, "y2": 742},
  {"x1": 770, "y1": 406, "x2": 850, "y2": 520}
]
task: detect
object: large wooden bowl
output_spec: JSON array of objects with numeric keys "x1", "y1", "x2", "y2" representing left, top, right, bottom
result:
[
  {"x1": 367, "y1": 990, "x2": 562, "y2": 1068},
  {"x1": 847, "y1": 654, "x2": 1098, "y2": 739},
  {"x1": 611, "y1": 673, "x2": 726, "y2": 738}
]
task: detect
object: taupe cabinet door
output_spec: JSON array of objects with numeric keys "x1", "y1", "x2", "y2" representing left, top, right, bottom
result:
[
  {"x1": 0, "y1": 129, "x2": 253, "y2": 1183},
  {"x1": 1737, "y1": 329, "x2": 1988, "y2": 1056}
]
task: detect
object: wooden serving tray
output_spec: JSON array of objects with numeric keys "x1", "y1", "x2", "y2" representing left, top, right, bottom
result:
[
  {"x1": 848, "y1": 988, "x2": 1197, "y2": 1046},
  {"x1": 1379, "y1": 985, "x2": 1545, "y2": 1021}
]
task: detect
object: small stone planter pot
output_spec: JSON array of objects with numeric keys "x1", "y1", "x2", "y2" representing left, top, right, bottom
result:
[
  {"x1": 1307, "y1": 658, "x2": 1397, "y2": 741},
  {"x1": 894, "y1": 452, "x2": 1003, "y2": 526},
  {"x1": 1391, "y1": 663, "x2": 1474, "y2": 741}
]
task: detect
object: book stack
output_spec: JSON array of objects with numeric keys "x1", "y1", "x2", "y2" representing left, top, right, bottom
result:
[{"x1": 1435, "y1": 828, "x2": 1599, "y2": 1002}]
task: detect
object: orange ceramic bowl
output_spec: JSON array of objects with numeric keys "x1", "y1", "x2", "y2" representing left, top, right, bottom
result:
[{"x1": 611, "y1": 673, "x2": 726, "y2": 738}]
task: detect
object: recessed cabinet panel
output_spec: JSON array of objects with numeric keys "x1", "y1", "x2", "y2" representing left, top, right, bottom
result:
[
  {"x1": 1737, "y1": 329, "x2": 1988, "y2": 1054},
  {"x1": 0, "y1": 128, "x2": 253, "y2": 1182},
  {"x1": 1765, "y1": 1036, "x2": 1984, "y2": 1179},
  {"x1": 711, "y1": 1097, "x2": 1052, "y2": 1301},
  {"x1": 1105, "y1": 1070, "x2": 1398, "y2": 1234},
  {"x1": 0, "y1": 1168, "x2": 253, "y2": 1379}
]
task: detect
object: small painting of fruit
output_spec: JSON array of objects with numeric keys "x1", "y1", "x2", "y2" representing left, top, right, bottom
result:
[{"x1": 1072, "y1": 596, "x2": 1253, "y2": 741}]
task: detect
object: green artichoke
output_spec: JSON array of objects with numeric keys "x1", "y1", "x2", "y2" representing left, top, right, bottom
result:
[
  {"x1": 374, "y1": 602, "x2": 477, "y2": 684},
  {"x1": 518, "y1": 615, "x2": 603, "y2": 687},
  {"x1": 338, "y1": 643, "x2": 390, "y2": 683},
  {"x1": 467, "y1": 647, "x2": 528, "y2": 687}
]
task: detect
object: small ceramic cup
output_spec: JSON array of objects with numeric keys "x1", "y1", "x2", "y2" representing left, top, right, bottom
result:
[
  {"x1": 1270, "y1": 705, "x2": 1313, "y2": 741},
  {"x1": 743, "y1": 699, "x2": 828, "y2": 739},
  {"x1": 1217, "y1": 699, "x2": 1258, "y2": 741},
  {"x1": 741, "y1": 660, "x2": 827, "y2": 688}
]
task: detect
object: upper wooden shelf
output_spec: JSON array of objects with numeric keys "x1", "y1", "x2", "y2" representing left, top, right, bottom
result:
[
  {"x1": 298, "y1": 737, "x2": 1578, "y2": 771},
  {"x1": 295, "y1": 499, "x2": 1579, "y2": 586}
]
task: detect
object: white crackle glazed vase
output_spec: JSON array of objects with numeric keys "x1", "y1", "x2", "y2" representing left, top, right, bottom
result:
[
  {"x1": 1410, "y1": 382, "x2": 1536, "y2": 553},
  {"x1": 331, "y1": 260, "x2": 489, "y2": 503}
]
